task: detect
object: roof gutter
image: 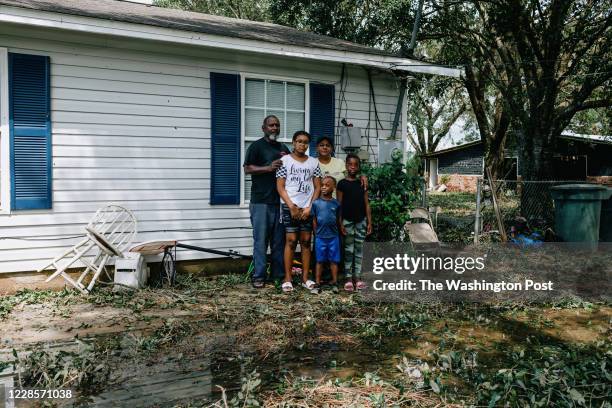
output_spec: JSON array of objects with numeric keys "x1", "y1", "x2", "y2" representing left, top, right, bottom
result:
[{"x1": 0, "y1": 5, "x2": 463, "y2": 78}]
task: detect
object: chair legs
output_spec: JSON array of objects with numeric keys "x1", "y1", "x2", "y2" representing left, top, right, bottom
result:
[
  {"x1": 39, "y1": 238, "x2": 95, "y2": 282},
  {"x1": 39, "y1": 237, "x2": 113, "y2": 294}
]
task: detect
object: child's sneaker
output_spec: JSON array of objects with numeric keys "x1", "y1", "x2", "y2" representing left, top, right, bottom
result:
[
  {"x1": 356, "y1": 280, "x2": 367, "y2": 290},
  {"x1": 344, "y1": 281, "x2": 354, "y2": 292}
]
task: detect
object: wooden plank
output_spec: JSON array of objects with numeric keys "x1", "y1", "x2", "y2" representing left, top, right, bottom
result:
[
  {"x1": 0, "y1": 230, "x2": 253, "y2": 252},
  {"x1": 54, "y1": 89, "x2": 208, "y2": 108},
  {"x1": 54, "y1": 179, "x2": 210, "y2": 191},
  {"x1": 486, "y1": 167, "x2": 508, "y2": 242},
  {"x1": 52, "y1": 124, "x2": 208, "y2": 138},
  {"x1": 51, "y1": 189, "x2": 208, "y2": 202},
  {"x1": 54, "y1": 146, "x2": 210, "y2": 160},
  {"x1": 0, "y1": 238, "x2": 254, "y2": 265},
  {"x1": 53, "y1": 100, "x2": 209, "y2": 119},
  {"x1": 52, "y1": 112, "x2": 210, "y2": 128},
  {"x1": 53, "y1": 168, "x2": 209, "y2": 179},
  {"x1": 54, "y1": 134, "x2": 208, "y2": 149},
  {"x1": 52, "y1": 157, "x2": 210, "y2": 170},
  {"x1": 53, "y1": 64, "x2": 208, "y2": 88},
  {"x1": 52, "y1": 76, "x2": 209, "y2": 98},
  {"x1": 0, "y1": 217, "x2": 251, "y2": 239}
]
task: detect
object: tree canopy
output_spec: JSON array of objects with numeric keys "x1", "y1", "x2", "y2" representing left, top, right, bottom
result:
[{"x1": 156, "y1": 0, "x2": 611, "y2": 181}]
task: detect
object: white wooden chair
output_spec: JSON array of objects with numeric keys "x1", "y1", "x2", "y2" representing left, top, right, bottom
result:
[{"x1": 39, "y1": 205, "x2": 137, "y2": 294}]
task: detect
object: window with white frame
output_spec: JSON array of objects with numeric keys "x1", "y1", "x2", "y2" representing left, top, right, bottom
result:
[{"x1": 243, "y1": 77, "x2": 306, "y2": 202}]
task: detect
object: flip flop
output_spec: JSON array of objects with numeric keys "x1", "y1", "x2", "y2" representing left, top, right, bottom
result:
[
  {"x1": 344, "y1": 281, "x2": 354, "y2": 292},
  {"x1": 282, "y1": 281, "x2": 294, "y2": 293},
  {"x1": 301, "y1": 279, "x2": 316, "y2": 290},
  {"x1": 356, "y1": 280, "x2": 367, "y2": 290}
]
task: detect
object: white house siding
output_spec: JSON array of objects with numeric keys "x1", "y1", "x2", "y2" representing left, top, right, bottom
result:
[{"x1": 0, "y1": 25, "x2": 404, "y2": 274}]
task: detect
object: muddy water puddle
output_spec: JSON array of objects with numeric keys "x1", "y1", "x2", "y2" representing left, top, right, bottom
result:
[{"x1": 11, "y1": 333, "x2": 403, "y2": 407}]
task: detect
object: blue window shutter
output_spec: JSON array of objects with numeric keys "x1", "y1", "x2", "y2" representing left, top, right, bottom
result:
[
  {"x1": 210, "y1": 72, "x2": 240, "y2": 204},
  {"x1": 9, "y1": 53, "x2": 52, "y2": 210},
  {"x1": 309, "y1": 83, "x2": 335, "y2": 157}
]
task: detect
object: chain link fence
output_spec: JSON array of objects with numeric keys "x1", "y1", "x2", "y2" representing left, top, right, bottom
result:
[
  {"x1": 475, "y1": 179, "x2": 586, "y2": 243},
  {"x1": 427, "y1": 179, "x2": 591, "y2": 244}
]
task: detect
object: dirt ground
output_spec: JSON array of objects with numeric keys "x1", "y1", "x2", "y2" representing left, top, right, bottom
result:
[{"x1": 1, "y1": 273, "x2": 610, "y2": 407}]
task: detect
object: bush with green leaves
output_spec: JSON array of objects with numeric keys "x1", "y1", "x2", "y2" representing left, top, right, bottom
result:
[
  {"x1": 362, "y1": 156, "x2": 423, "y2": 242},
  {"x1": 427, "y1": 343, "x2": 611, "y2": 407},
  {"x1": 16, "y1": 340, "x2": 111, "y2": 392}
]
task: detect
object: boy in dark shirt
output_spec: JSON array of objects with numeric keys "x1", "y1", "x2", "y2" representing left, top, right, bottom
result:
[
  {"x1": 311, "y1": 176, "x2": 341, "y2": 294},
  {"x1": 337, "y1": 154, "x2": 372, "y2": 292}
]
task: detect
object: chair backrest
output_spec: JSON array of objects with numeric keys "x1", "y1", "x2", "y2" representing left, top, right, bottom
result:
[{"x1": 87, "y1": 205, "x2": 137, "y2": 254}]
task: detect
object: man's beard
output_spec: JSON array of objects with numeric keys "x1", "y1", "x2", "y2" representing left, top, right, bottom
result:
[{"x1": 267, "y1": 132, "x2": 279, "y2": 141}]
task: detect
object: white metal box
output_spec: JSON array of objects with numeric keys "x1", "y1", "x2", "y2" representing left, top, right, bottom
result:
[{"x1": 114, "y1": 252, "x2": 149, "y2": 290}]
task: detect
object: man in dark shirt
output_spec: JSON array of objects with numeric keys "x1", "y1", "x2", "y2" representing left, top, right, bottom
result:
[{"x1": 244, "y1": 115, "x2": 290, "y2": 287}]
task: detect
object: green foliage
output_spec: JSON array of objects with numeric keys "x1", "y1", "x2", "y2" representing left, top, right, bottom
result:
[
  {"x1": 17, "y1": 340, "x2": 111, "y2": 392},
  {"x1": 270, "y1": 0, "x2": 416, "y2": 51},
  {"x1": 132, "y1": 320, "x2": 196, "y2": 352},
  {"x1": 427, "y1": 344, "x2": 611, "y2": 407},
  {"x1": 362, "y1": 156, "x2": 423, "y2": 242},
  {"x1": 0, "y1": 288, "x2": 78, "y2": 319},
  {"x1": 154, "y1": 0, "x2": 271, "y2": 21},
  {"x1": 358, "y1": 306, "x2": 430, "y2": 347},
  {"x1": 230, "y1": 370, "x2": 262, "y2": 407},
  {"x1": 88, "y1": 289, "x2": 157, "y2": 312},
  {"x1": 438, "y1": 174, "x2": 451, "y2": 185}
]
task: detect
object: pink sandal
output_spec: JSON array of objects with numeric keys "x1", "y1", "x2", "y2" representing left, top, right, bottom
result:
[
  {"x1": 282, "y1": 281, "x2": 294, "y2": 293},
  {"x1": 344, "y1": 281, "x2": 354, "y2": 292},
  {"x1": 356, "y1": 281, "x2": 367, "y2": 290}
]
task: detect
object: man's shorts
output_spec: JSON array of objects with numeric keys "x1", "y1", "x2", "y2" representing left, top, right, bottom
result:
[
  {"x1": 315, "y1": 236, "x2": 341, "y2": 263},
  {"x1": 281, "y1": 204, "x2": 313, "y2": 233}
]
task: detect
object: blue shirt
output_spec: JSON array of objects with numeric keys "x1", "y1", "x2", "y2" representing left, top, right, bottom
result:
[{"x1": 311, "y1": 198, "x2": 340, "y2": 239}]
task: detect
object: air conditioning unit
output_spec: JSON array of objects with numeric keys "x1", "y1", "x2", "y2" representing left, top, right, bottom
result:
[
  {"x1": 378, "y1": 139, "x2": 404, "y2": 163},
  {"x1": 114, "y1": 252, "x2": 149, "y2": 290},
  {"x1": 340, "y1": 127, "x2": 362, "y2": 150}
]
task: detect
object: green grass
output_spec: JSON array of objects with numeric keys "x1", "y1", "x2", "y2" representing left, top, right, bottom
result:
[{"x1": 429, "y1": 192, "x2": 477, "y2": 216}]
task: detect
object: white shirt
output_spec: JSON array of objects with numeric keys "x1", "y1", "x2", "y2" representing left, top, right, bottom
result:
[{"x1": 276, "y1": 155, "x2": 322, "y2": 208}]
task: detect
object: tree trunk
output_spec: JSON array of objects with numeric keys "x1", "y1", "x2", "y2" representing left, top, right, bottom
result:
[
  {"x1": 519, "y1": 129, "x2": 556, "y2": 225},
  {"x1": 484, "y1": 136, "x2": 506, "y2": 180}
]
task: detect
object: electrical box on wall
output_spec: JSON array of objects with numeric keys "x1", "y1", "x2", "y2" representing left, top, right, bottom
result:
[
  {"x1": 340, "y1": 127, "x2": 362, "y2": 150},
  {"x1": 378, "y1": 139, "x2": 404, "y2": 163}
]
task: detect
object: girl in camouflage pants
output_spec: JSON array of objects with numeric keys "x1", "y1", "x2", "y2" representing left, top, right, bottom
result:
[{"x1": 337, "y1": 154, "x2": 373, "y2": 291}]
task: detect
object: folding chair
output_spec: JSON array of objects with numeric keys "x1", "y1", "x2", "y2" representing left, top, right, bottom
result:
[
  {"x1": 39, "y1": 205, "x2": 137, "y2": 294},
  {"x1": 404, "y1": 207, "x2": 440, "y2": 251}
]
